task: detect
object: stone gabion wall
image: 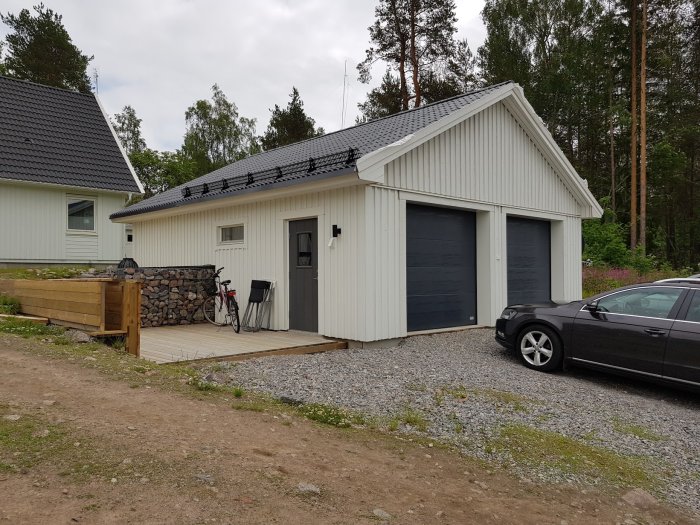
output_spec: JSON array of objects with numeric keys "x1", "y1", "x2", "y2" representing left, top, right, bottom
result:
[{"x1": 117, "y1": 266, "x2": 215, "y2": 327}]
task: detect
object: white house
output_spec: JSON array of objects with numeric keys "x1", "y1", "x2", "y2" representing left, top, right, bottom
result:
[
  {"x1": 112, "y1": 82, "x2": 602, "y2": 343},
  {"x1": 0, "y1": 75, "x2": 143, "y2": 266}
]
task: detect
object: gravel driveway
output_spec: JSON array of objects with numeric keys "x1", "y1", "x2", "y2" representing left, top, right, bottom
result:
[{"x1": 206, "y1": 328, "x2": 700, "y2": 514}]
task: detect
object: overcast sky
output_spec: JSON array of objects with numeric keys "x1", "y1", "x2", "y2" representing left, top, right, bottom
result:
[{"x1": 1, "y1": 1, "x2": 487, "y2": 152}]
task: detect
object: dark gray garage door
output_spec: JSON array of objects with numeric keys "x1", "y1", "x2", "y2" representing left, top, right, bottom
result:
[
  {"x1": 407, "y1": 204, "x2": 476, "y2": 331},
  {"x1": 507, "y1": 217, "x2": 551, "y2": 305}
]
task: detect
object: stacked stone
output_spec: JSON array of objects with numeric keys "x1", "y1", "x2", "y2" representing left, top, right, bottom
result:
[{"x1": 117, "y1": 266, "x2": 215, "y2": 327}]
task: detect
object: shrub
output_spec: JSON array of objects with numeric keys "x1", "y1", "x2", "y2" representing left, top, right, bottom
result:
[
  {"x1": 582, "y1": 266, "x2": 683, "y2": 297},
  {"x1": 0, "y1": 294, "x2": 21, "y2": 315}
]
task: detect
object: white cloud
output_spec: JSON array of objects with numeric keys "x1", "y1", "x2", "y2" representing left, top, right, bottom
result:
[{"x1": 1, "y1": 0, "x2": 486, "y2": 151}]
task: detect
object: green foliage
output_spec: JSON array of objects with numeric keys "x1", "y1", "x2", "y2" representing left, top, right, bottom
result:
[
  {"x1": 583, "y1": 215, "x2": 631, "y2": 267},
  {"x1": 581, "y1": 266, "x2": 682, "y2": 297},
  {"x1": 388, "y1": 406, "x2": 429, "y2": 432},
  {"x1": 181, "y1": 84, "x2": 260, "y2": 178},
  {"x1": 261, "y1": 87, "x2": 323, "y2": 150},
  {"x1": 1, "y1": 3, "x2": 93, "y2": 92},
  {"x1": 112, "y1": 105, "x2": 146, "y2": 156},
  {"x1": 356, "y1": 70, "x2": 404, "y2": 123},
  {"x1": 0, "y1": 294, "x2": 20, "y2": 315},
  {"x1": 128, "y1": 148, "x2": 195, "y2": 198},
  {"x1": 488, "y1": 423, "x2": 657, "y2": 489},
  {"x1": 0, "y1": 267, "x2": 87, "y2": 280},
  {"x1": 0, "y1": 318, "x2": 64, "y2": 338},
  {"x1": 0, "y1": 407, "x2": 71, "y2": 473},
  {"x1": 297, "y1": 403, "x2": 362, "y2": 428},
  {"x1": 611, "y1": 417, "x2": 666, "y2": 442},
  {"x1": 476, "y1": 0, "x2": 700, "y2": 268},
  {"x1": 357, "y1": 0, "x2": 462, "y2": 113}
]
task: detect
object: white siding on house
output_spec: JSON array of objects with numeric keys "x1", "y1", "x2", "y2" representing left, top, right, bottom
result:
[
  {"x1": 358, "y1": 101, "x2": 585, "y2": 339},
  {"x1": 133, "y1": 186, "x2": 366, "y2": 339},
  {"x1": 129, "y1": 100, "x2": 590, "y2": 342},
  {"x1": 0, "y1": 181, "x2": 128, "y2": 264},
  {"x1": 385, "y1": 102, "x2": 581, "y2": 217}
]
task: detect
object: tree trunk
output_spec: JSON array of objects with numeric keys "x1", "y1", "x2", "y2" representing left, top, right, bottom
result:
[
  {"x1": 389, "y1": 0, "x2": 410, "y2": 110},
  {"x1": 639, "y1": 0, "x2": 648, "y2": 253},
  {"x1": 610, "y1": 87, "x2": 616, "y2": 218},
  {"x1": 630, "y1": 0, "x2": 639, "y2": 249},
  {"x1": 409, "y1": 0, "x2": 421, "y2": 107}
]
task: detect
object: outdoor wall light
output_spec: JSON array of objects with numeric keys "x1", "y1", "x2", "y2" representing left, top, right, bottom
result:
[{"x1": 332, "y1": 225, "x2": 342, "y2": 237}]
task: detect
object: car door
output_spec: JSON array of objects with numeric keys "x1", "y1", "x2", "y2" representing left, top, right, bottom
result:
[
  {"x1": 570, "y1": 286, "x2": 686, "y2": 376},
  {"x1": 665, "y1": 290, "x2": 700, "y2": 386}
]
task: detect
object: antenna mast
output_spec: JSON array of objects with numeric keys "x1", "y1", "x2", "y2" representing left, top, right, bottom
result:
[
  {"x1": 93, "y1": 68, "x2": 99, "y2": 94},
  {"x1": 341, "y1": 60, "x2": 348, "y2": 129}
]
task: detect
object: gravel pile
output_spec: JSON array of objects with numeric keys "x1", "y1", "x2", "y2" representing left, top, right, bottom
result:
[{"x1": 208, "y1": 328, "x2": 700, "y2": 514}]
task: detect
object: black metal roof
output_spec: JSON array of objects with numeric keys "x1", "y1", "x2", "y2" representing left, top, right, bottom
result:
[
  {"x1": 112, "y1": 82, "x2": 512, "y2": 219},
  {"x1": 0, "y1": 75, "x2": 141, "y2": 193}
]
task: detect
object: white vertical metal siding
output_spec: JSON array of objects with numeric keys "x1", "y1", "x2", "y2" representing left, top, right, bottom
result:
[
  {"x1": 0, "y1": 182, "x2": 127, "y2": 264},
  {"x1": 133, "y1": 186, "x2": 366, "y2": 339},
  {"x1": 385, "y1": 102, "x2": 581, "y2": 216},
  {"x1": 130, "y1": 100, "x2": 589, "y2": 341},
  {"x1": 364, "y1": 101, "x2": 586, "y2": 338}
]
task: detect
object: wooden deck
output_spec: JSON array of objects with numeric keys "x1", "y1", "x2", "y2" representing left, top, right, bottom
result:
[{"x1": 140, "y1": 324, "x2": 345, "y2": 364}]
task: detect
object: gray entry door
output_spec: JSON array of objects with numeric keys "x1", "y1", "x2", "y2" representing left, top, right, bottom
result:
[
  {"x1": 289, "y1": 218, "x2": 318, "y2": 332},
  {"x1": 507, "y1": 217, "x2": 551, "y2": 305},
  {"x1": 406, "y1": 204, "x2": 477, "y2": 331}
]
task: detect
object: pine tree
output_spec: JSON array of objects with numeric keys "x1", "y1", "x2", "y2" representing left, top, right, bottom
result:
[
  {"x1": 261, "y1": 87, "x2": 323, "y2": 150},
  {"x1": 1, "y1": 3, "x2": 93, "y2": 92}
]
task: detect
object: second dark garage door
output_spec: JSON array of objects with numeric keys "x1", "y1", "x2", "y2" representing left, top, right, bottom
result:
[
  {"x1": 406, "y1": 204, "x2": 476, "y2": 331},
  {"x1": 507, "y1": 217, "x2": 551, "y2": 305}
]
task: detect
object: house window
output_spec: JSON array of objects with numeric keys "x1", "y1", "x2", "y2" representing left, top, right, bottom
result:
[
  {"x1": 297, "y1": 232, "x2": 312, "y2": 267},
  {"x1": 67, "y1": 198, "x2": 95, "y2": 231},
  {"x1": 219, "y1": 225, "x2": 244, "y2": 244}
]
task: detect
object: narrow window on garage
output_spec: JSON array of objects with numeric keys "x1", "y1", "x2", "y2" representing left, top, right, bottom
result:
[
  {"x1": 67, "y1": 197, "x2": 95, "y2": 231},
  {"x1": 219, "y1": 225, "x2": 244, "y2": 244}
]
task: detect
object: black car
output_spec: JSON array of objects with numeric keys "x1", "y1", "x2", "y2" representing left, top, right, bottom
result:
[{"x1": 495, "y1": 278, "x2": 700, "y2": 391}]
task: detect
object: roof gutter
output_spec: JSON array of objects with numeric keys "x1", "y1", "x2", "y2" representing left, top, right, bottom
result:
[{"x1": 110, "y1": 168, "x2": 363, "y2": 223}]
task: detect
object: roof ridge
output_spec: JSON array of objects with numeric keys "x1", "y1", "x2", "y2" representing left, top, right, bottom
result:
[
  {"x1": 0, "y1": 74, "x2": 95, "y2": 98},
  {"x1": 242, "y1": 81, "x2": 514, "y2": 160}
]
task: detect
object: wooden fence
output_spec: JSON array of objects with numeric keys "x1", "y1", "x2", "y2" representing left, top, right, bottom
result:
[{"x1": 0, "y1": 279, "x2": 141, "y2": 357}]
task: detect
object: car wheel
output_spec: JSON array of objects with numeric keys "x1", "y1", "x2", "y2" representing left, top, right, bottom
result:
[{"x1": 516, "y1": 325, "x2": 563, "y2": 372}]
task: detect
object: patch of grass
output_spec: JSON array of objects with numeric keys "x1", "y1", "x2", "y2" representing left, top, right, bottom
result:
[
  {"x1": 437, "y1": 385, "x2": 534, "y2": 413},
  {"x1": 443, "y1": 385, "x2": 469, "y2": 399},
  {"x1": 189, "y1": 378, "x2": 226, "y2": 392},
  {"x1": 404, "y1": 382, "x2": 427, "y2": 392},
  {"x1": 0, "y1": 294, "x2": 21, "y2": 314},
  {"x1": 0, "y1": 318, "x2": 64, "y2": 338},
  {"x1": 472, "y1": 388, "x2": 532, "y2": 413},
  {"x1": 448, "y1": 412, "x2": 464, "y2": 433},
  {"x1": 489, "y1": 423, "x2": 657, "y2": 489},
  {"x1": 0, "y1": 267, "x2": 89, "y2": 280},
  {"x1": 231, "y1": 401, "x2": 266, "y2": 412},
  {"x1": 0, "y1": 409, "x2": 71, "y2": 473},
  {"x1": 232, "y1": 386, "x2": 244, "y2": 398},
  {"x1": 388, "y1": 406, "x2": 429, "y2": 432},
  {"x1": 297, "y1": 403, "x2": 365, "y2": 428},
  {"x1": 612, "y1": 417, "x2": 666, "y2": 442}
]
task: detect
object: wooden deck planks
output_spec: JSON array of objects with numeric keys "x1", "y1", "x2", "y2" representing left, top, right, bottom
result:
[{"x1": 140, "y1": 324, "x2": 342, "y2": 364}]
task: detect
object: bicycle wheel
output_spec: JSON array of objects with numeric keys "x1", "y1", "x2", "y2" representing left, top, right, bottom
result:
[
  {"x1": 202, "y1": 295, "x2": 226, "y2": 326},
  {"x1": 230, "y1": 301, "x2": 240, "y2": 333}
]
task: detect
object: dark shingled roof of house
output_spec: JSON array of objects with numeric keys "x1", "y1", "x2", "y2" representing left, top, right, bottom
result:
[
  {"x1": 0, "y1": 75, "x2": 141, "y2": 193},
  {"x1": 111, "y1": 81, "x2": 512, "y2": 219}
]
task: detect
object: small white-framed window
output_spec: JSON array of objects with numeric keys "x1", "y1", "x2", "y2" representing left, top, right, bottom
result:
[
  {"x1": 219, "y1": 224, "x2": 244, "y2": 244},
  {"x1": 67, "y1": 196, "x2": 96, "y2": 232}
]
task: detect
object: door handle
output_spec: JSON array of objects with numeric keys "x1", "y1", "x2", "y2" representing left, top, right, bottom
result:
[{"x1": 644, "y1": 328, "x2": 667, "y2": 336}]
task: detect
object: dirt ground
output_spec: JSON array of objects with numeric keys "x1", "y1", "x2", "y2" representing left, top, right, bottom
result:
[{"x1": 0, "y1": 335, "x2": 695, "y2": 525}]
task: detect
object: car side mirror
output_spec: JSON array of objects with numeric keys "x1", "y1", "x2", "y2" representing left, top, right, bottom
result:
[{"x1": 585, "y1": 300, "x2": 599, "y2": 312}]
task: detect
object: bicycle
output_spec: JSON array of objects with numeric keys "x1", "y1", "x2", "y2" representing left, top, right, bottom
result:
[{"x1": 202, "y1": 267, "x2": 240, "y2": 333}]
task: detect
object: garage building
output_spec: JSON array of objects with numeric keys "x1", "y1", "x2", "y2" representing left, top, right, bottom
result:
[{"x1": 111, "y1": 82, "x2": 602, "y2": 344}]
